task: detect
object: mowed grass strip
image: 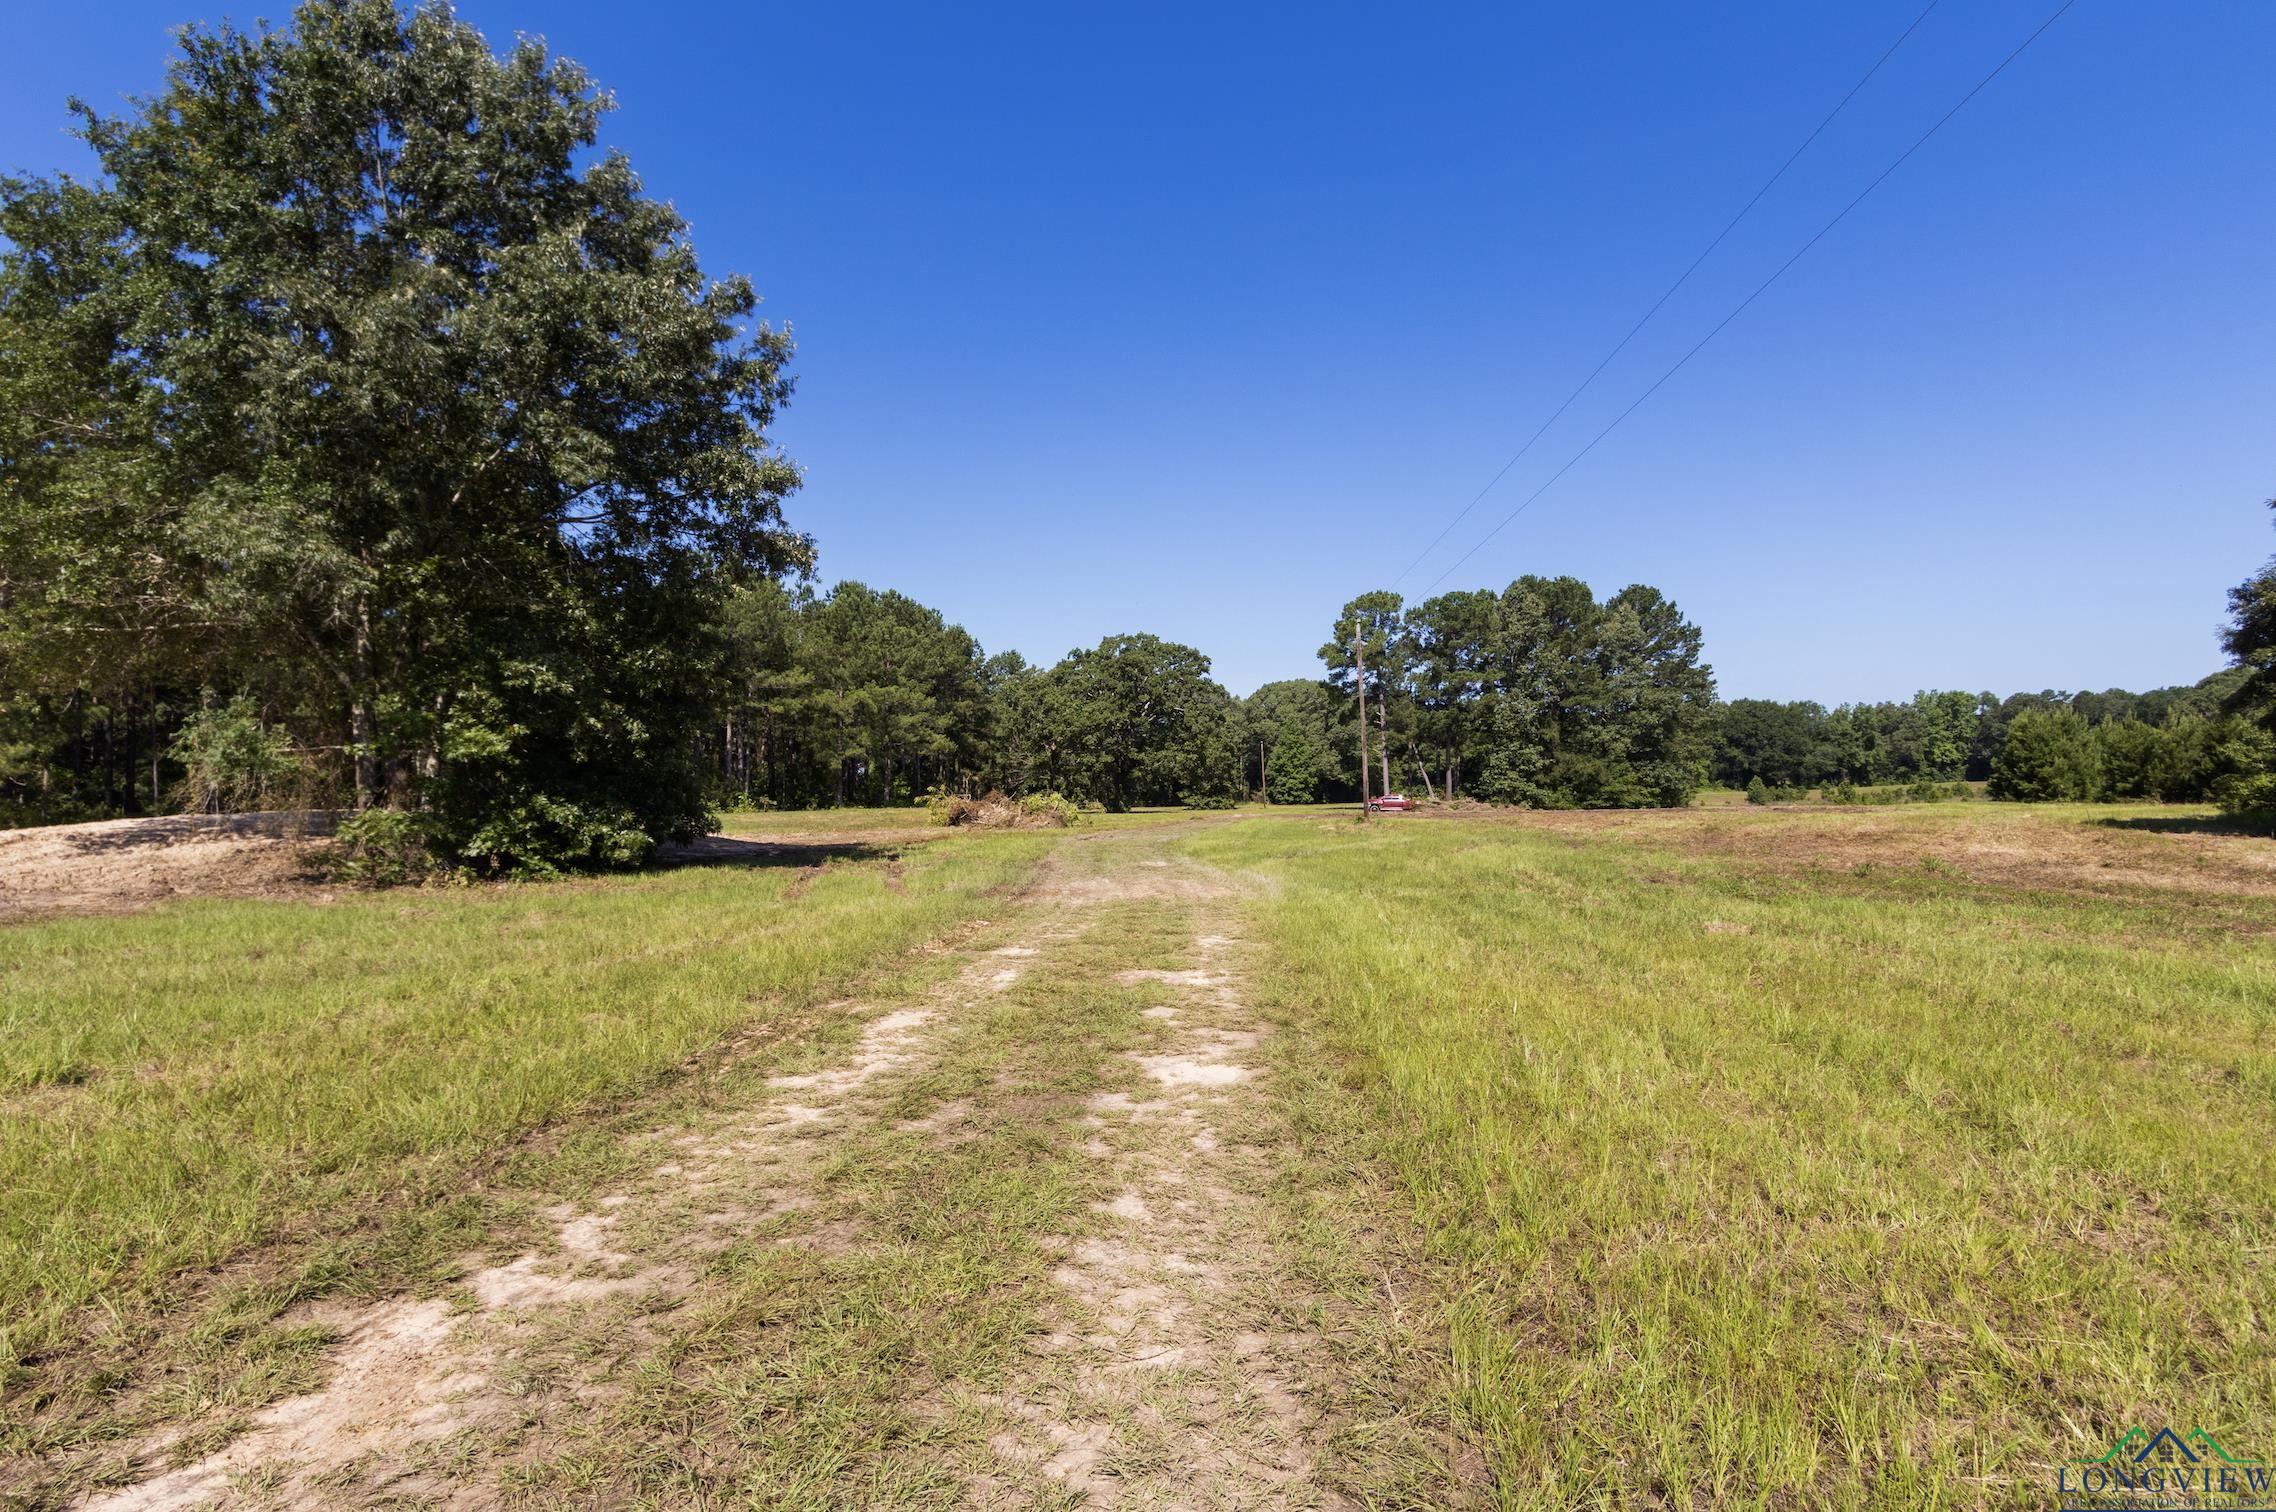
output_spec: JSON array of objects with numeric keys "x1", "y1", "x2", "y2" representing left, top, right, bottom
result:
[
  {"x1": 1181, "y1": 808, "x2": 2276, "y2": 1510},
  {"x1": 0, "y1": 831, "x2": 1052, "y2": 1408}
]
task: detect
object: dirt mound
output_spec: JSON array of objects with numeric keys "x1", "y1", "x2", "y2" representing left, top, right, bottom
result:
[{"x1": 0, "y1": 811, "x2": 336, "y2": 920}]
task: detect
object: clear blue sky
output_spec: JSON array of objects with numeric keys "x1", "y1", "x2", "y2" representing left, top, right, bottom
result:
[{"x1": 6, "y1": 1, "x2": 2271, "y2": 702}]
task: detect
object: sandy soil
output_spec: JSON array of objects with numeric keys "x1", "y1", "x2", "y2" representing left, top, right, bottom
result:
[
  {"x1": 967, "y1": 857, "x2": 1334, "y2": 1509},
  {"x1": 0, "y1": 812, "x2": 338, "y2": 920}
]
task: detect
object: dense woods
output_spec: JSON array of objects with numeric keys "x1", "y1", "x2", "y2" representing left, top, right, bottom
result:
[{"x1": 3, "y1": 1, "x2": 2273, "y2": 870}]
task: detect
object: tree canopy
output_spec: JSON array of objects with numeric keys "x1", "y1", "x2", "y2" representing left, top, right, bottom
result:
[
  {"x1": 0, "y1": 0, "x2": 805, "y2": 867},
  {"x1": 1308, "y1": 577, "x2": 1718, "y2": 809}
]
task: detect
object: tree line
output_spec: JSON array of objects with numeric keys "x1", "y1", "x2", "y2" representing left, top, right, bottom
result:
[
  {"x1": 1711, "y1": 670, "x2": 2275, "y2": 805},
  {"x1": 712, "y1": 579, "x2": 1242, "y2": 812},
  {"x1": 1245, "y1": 579, "x2": 1719, "y2": 808}
]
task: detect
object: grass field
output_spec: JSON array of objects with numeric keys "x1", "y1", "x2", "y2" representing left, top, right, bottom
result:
[
  {"x1": 1186, "y1": 801, "x2": 2276, "y2": 1507},
  {"x1": 5, "y1": 800, "x2": 2273, "y2": 1507}
]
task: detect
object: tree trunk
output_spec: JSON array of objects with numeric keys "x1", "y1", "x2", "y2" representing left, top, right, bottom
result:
[
  {"x1": 1259, "y1": 736, "x2": 1269, "y2": 803},
  {"x1": 350, "y1": 598, "x2": 378, "y2": 808}
]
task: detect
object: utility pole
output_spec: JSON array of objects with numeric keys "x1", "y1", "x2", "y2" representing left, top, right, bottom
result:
[{"x1": 1354, "y1": 629, "x2": 1371, "y2": 821}]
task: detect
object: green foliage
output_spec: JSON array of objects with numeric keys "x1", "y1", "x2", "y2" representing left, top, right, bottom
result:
[
  {"x1": 1716, "y1": 670, "x2": 2270, "y2": 807},
  {"x1": 1, "y1": 692, "x2": 182, "y2": 826},
  {"x1": 0, "y1": 0, "x2": 804, "y2": 870},
  {"x1": 1247, "y1": 679, "x2": 1345, "y2": 802},
  {"x1": 1018, "y1": 792, "x2": 1082, "y2": 826},
  {"x1": 1449, "y1": 578, "x2": 1715, "y2": 809},
  {"x1": 1744, "y1": 775, "x2": 1769, "y2": 805},
  {"x1": 1989, "y1": 709, "x2": 2104, "y2": 801},
  {"x1": 329, "y1": 806, "x2": 435, "y2": 885},
  {"x1": 167, "y1": 695, "x2": 302, "y2": 813},
  {"x1": 2224, "y1": 499, "x2": 2276, "y2": 732},
  {"x1": 2219, "y1": 771, "x2": 2276, "y2": 818},
  {"x1": 1264, "y1": 716, "x2": 1328, "y2": 804},
  {"x1": 1046, "y1": 633, "x2": 1245, "y2": 811},
  {"x1": 711, "y1": 588, "x2": 1246, "y2": 814}
]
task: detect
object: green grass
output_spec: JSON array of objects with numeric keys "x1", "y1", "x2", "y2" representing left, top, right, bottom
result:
[
  {"x1": 716, "y1": 804, "x2": 935, "y2": 837},
  {"x1": 0, "y1": 830, "x2": 1052, "y2": 1458},
  {"x1": 1176, "y1": 805, "x2": 2276, "y2": 1509}
]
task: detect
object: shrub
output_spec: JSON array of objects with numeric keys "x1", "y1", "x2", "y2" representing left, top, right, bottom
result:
[
  {"x1": 168, "y1": 694, "x2": 302, "y2": 813},
  {"x1": 1019, "y1": 792, "x2": 1081, "y2": 826},
  {"x1": 1745, "y1": 776, "x2": 1770, "y2": 805},
  {"x1": 2218, "y1": 771, "x2": 2276, "y2": 819},
  {"x1": 330, "y1": 806, "x2": 436, "y2": 886},
  {"x1": 1989, "y1": 710, "x2": 2104, "y2": 801}
]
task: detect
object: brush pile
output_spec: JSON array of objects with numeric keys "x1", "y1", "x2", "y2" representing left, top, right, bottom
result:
[{"x1": 924, "y1": 792, "x2": 1081, "y2": 829}]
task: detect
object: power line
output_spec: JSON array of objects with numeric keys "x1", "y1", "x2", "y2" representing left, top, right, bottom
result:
[
  {"x1": 1391, "y1": 0, "x2": 1945, "y2": 590},
  {"x1": 1420, "y1": 0, "x2": 2078, "y2": 597}
]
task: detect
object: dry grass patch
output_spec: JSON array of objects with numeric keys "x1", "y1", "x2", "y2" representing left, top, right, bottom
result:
[{"x1": 1180, "y1": 804, "x2": 2276, "y2": 1509}]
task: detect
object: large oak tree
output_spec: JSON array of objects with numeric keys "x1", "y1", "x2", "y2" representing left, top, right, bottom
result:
[{"x1": 0, "y1": 0, "x2": 805, "y2": 868}]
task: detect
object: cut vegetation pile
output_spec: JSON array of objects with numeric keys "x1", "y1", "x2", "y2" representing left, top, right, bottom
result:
[{"x1": 924, "y1": 792, "x2": 1081, "y2": 829}]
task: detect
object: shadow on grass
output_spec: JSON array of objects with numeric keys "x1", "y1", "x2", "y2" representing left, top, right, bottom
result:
[
  {"x1": 655, "y1": 834, "x2": 902, "y2": 871},
  {"x1": 2094, "y1": 813, "x2": 2276, "y2": 839}
]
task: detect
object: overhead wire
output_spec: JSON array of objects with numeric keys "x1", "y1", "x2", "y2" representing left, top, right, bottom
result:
[
  {"x1": 1419, "y1": 0, "x2": 2080, "y2": 597},
  {"x1": 1389, "y1": 0, "x2": 1947, "y2": 590}
]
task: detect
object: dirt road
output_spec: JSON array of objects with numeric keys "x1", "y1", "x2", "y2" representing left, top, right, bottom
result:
[{"x1": 81, "y1": 827, "x2": 1353, "y2": 1509}]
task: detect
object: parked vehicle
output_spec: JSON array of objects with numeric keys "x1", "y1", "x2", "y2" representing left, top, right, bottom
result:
[{"x1": 1366, "y1": 794, "x2": 1414, "y2": 812}]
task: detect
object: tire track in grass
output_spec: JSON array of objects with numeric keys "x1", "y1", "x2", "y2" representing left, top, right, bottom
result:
[
  {"x1": 967, "y1": 852, "x2": 1344, "y2": 1510},
  {"x1": 79, "y1": 879, "x2": 1092, "y2": 1510}
]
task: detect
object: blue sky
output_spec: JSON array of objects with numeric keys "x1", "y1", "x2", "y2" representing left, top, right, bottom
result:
[{"x1": 6, "y1": 1, "x2": 2271, "y2": 701}]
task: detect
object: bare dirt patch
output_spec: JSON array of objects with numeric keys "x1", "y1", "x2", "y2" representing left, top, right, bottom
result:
[
  {"x1": 1488, "y1": 805, "x2": 2276, "y2": 902},
  {"x1": 0, "y1": 812, "x2": 337, "y2": 920},
  {"x1": 974, "y1": 923, "x2": 1340, "y2": 1509}
]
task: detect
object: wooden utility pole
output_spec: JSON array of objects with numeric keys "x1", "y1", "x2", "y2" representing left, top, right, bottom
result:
[{"x1": 1353, "y1": 629, "x2": 1371, "y2": 821}]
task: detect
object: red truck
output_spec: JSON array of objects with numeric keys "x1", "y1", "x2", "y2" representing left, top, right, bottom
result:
[{"x1": 1366, "y1": 794, "x2": 1415, "y2": 812}]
